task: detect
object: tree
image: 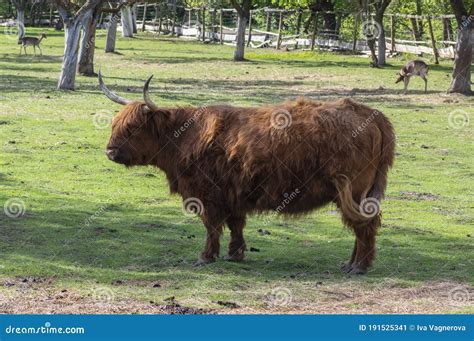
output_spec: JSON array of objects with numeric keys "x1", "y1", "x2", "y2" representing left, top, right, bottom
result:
[
  {"x1": 55, "y1": 0, "x2": 103, "y2": 90},
  {"x1": 121, "y1": 4, "x2": 134, "y2": 37},
  {"x1": 448, "y1": 0, "x2": 474, "y2": 95},
  {"x1": 230, "y1": 0, "x2": 252, "y2": 61},
  {"x1": 11, "y1": 0, "x2": 27, "y2": 40},
  {"x1": 77, "y1": 4, "x2": 101, "y2": 76},
  {"x1": 358, "y1": 0, "x2": 392, "y2": 67}
]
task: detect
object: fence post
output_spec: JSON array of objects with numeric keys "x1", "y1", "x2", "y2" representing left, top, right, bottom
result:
[
  {"x1": 276, "y1": 11, "x2": 283, "y2": 50},
  {"x1": 390, "y1": 14, "x2": 396, "y2": 52},
  {"x1": 171, "y1": 3, "x2": 177, "y2": 35},
  {"x1": 220, "y1": 9, "x2": 223, "y2": 44},
  {"x1": 49, "y1": 6, "x2": 53, "y2": 27},
  {"x1": 427, "y1": 16, "x2": 439, "y2": 64},
  {"x1": 310, "y1": 12, "x2": 318, "y2": 51},
  {"x1": 295, "y1": 9, "x2": 302, "y2": 49},
  {"x1": 247, "y1": 10, "x2": 253, "y2": 47},
  {"x1": 264, "y1": 10, "x2": 271, "y2": 41},
  {"x1": 141, "y1": 3, "x2": 148, "y2": 32},
  {"x1": 352, "y1": 12, "x2": 359, "y2": 52},
  {"x1": 202, "y1": 7, "x2": 206, "y2": 41}
]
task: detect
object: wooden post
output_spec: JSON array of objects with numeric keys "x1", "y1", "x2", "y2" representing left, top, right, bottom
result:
[
  {"x1": 276, "y1": 11, "x2": 283, "y2": 50},
  {"x1": 171, "y1": 3, "x2": 177, "y2": 35},
  {"x1": 219, "y1": 9, "x2": 223, "y2": 44},
  {"x1": 49, "y1": 6, "x2": 53, "y2": 27},
  {"x1": 352, "y1": 12, "x2": 358, "y2": 52},
  {"x1": 295, "y1": 9, "x2": 302, "y2": 49},
  {"x1": 247, "y1": 10, "x2": 253, "y2": 47},
  {"x1": 390, "y1": 14, "x2": 396, "y2": 52},
  {"x1": 157, "y1": 5, "x2": 162, "y2": 35},
  {"x1": 141, "y1": 3, "x2": 148, "y2": 32},
  {"x1": 310, "y1": 12, "x2": 318, "y2": 51},
  {"x1": 202, "y1": 7, "x2": 206, "y2": 41},
  {"x1": 264, "y1": 10, "x2": 271, "y2": 41},
  {"x1": 211, "y1": 8, "x2": 217, "y2": 41},
  {"x1": 188, "y1": 9, "x2": 191, "y2": 27},
  {"x1": 427, "y1": 16, "x2": 439, "y2": 64}
]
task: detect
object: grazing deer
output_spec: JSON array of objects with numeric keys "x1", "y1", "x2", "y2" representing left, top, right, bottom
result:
[
  {"x1": 395, "y1": 60, "x2": 429, "y2": 94},
  {"x1": 19, "y1": 33, "x2": 47, "y2": 56}
]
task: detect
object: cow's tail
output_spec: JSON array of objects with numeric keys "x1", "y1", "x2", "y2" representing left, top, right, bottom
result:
[{"x1": 334, "y1": 114, "x2": 395, "y2": 223}]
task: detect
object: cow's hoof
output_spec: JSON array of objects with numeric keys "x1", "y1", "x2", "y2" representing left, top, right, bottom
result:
[
  {"x1": 193, "y1": 257, "x2": 215, "y2": 267},
  {"x1": 341, "y1": 261, "x2": 353, "y2": 273},
  {"x1": 348, "y1": 266, "x2": 367, "y2": 275},
  {"x1": 223, "y1": 253, "x2": 245, "y2": 262}
]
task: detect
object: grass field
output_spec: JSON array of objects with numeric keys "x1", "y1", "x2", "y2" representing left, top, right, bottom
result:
[{"x1": 0, "y1": 28, "x2": 473, "y2": 314}]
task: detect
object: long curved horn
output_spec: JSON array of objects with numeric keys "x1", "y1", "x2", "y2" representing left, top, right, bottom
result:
[
  {"x1": 143, "y1": 75, "x2": 159, "y2": 112},
  {"x1": 98, "y1": 70, "x2": 133, "y2": 106}
]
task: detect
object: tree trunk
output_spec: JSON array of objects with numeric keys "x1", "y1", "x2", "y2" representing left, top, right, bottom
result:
[
  {"x1": 78, "y1": 10, "x2": 99, "y2": 76},
  {"x1": 105, "y1": 14, "x2": 117, "y2": 53},
  {"x1": 234, "y1": 14, "x2": 248, "y2": 61},
  {"x1": 375, "y1": 14, "x2": 386, "y2": 66},
  {"x1": 448, "y1": 27, "x2": 473, "y2": 95},
  {"x1": 132, "y1": 4, "x2": 137, "y2": 34},
  {"x1": 58, "y1": 19, "x2": 83, "y2": 90},
  {"x1": 16, "y1": 8, "x2": 25, "y2": 39},
  {"x1": 121, "y1": 6, "x2": 134, "y2": 37},
  {"x1": 443, "y1": 18, "x2": 453, "y2": 41}
]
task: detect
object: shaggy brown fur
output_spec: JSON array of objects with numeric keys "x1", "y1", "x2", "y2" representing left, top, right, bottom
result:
[{"x1": 103, "y1": 85, "x2": 395, "y2": 274}]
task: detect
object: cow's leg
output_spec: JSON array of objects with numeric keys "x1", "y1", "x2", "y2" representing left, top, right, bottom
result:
[
  {"x1": 343, "y1": 216, "x2": 379, "y2": 275},
  {"x1": 341, "y1": 239, "x2": 357, "y2": 272},
  {"x1": 224, "y1": 215, "x2": 246, "y2": 261},
  {"x1": 194, "y1": 209, "x2": 223, "y2": 266}
]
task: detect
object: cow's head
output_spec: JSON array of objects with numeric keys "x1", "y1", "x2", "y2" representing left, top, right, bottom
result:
[{"x1": 99, "y1": 72, "x2": 162, "y2": 167}]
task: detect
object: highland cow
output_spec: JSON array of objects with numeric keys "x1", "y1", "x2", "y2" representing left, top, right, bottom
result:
[{"x1": 99, "y1": 73, "x2": 395, "y2": 274}]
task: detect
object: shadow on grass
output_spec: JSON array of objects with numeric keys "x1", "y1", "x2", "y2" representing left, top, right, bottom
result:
[{"x1": 0, "y1": 182, "x2": 471, "y2": 285}]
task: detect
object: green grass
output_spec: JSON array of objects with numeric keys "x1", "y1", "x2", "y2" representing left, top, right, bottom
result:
[{"x1": 0, "y1": 28, "x2": 473, "y2": 313}]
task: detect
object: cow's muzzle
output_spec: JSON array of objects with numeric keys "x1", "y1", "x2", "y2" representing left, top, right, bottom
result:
[{"x1": 106, "y1": 148, "x2": 130, "y2": 165}]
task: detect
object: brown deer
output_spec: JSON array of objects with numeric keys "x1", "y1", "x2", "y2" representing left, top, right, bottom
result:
[
  {"x1": 395, "y1": 60, "x2": 429, "y2": 94},
  {"x1": 19, "y1": 33, "x2": 47, "y2": 56}
]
